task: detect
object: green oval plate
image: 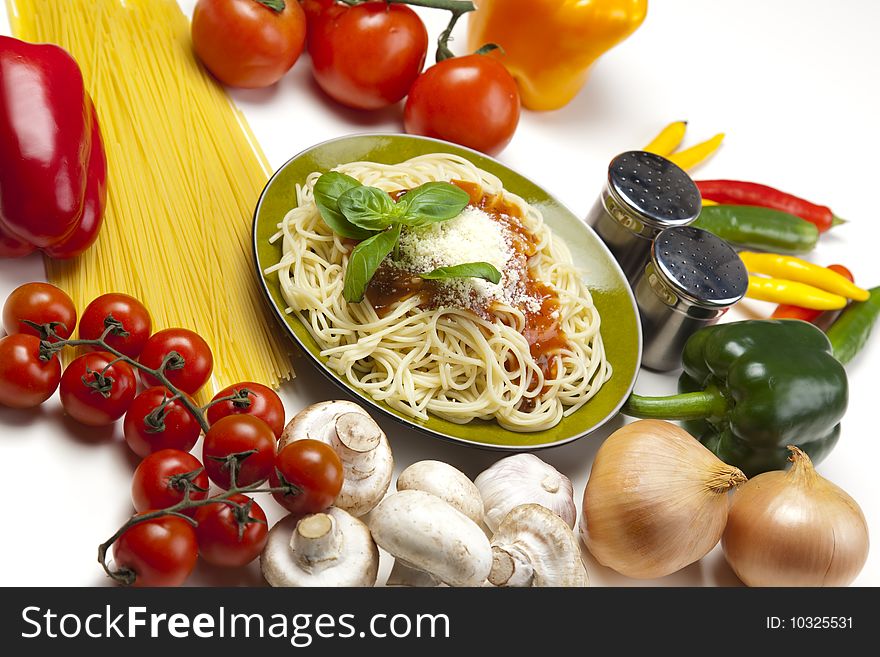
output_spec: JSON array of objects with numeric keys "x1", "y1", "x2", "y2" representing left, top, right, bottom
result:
[{"x1": 253, "y1": 134, "x2": 641, "y2": 450}]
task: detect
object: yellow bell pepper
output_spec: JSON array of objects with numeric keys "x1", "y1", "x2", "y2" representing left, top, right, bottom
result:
[
  {"x1": 746, "y1": 276, "x2": 847, "y2": 311},
  {"x1": 466, "y1": 0, "x2": 648, "y2": 111},
  {"x1": 740, "y1": 252, "x2": 870, "y2": 301}
]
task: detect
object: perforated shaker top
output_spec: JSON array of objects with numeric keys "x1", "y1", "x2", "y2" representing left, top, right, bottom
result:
[
  {"x1": 608, "y1": 151, "x2": 701, "y2": 228},
  {"x1": 653, "y1": 226, "x2": 748, "y2": 307}
]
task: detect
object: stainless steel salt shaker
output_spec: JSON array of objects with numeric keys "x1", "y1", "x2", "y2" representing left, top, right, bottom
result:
[
  {"x1": 633, "y1": 225, "x2": 748, "y2": 372},
  {"x1": 586, "y1": 150, "x2": 701, "y2": 283}
]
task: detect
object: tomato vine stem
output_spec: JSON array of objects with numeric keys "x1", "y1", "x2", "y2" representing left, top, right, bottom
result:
[
  {"x1": 36, "y1": 320, "x2": 284, "y2": 586},
  {"x1": 96, "y1": 452, "x2": 301, "y2": 586},
  {"x1": 336, "y1": 0, "x2": 476, "y2": 62}
]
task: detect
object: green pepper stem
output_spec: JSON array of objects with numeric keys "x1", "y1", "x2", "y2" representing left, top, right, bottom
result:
[{"x1": 622, "y1": 388, "x2": 728, "y2": 421}]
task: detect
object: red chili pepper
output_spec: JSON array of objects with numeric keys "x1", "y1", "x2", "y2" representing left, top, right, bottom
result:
[
  {"x1": 0, "y1": 35, "x2": 106, "y2": 258},
  {"x1": 696, "y1": 180, "x2": 841, "y2": 233},
  {"x1": 771, "y1": 264, "x2": 854, "y2": 321}
]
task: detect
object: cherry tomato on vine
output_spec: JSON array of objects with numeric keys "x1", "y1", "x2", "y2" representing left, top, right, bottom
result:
[
  {"x1": 138, "y1": 328, "x2": 213, "y2": 395},
  {"x1": 78, "y1": 293, "x2": 152, "y2": 358},
  {"x1": 206, "y1": 382, "x2": 285, "y2": 438},
  {"x1": 2, "y1": 282, "x2": 77, "y2": 339},
  {"x1": 0, "y1": 334, "x2": 61, "y2": 408},
  {"x1": 193, "y1": 493, "x2": 268, "y2": 567},
  {"x1": 309, "y1": 2, "x2": 428, "y2": 110},
  {"x1": 192, "y1": 0, "x2": 307, "y2": 88},
  {"x1": 112, "y1": 515, "x2": 199, "y2": 587},
  {"x1": 59, "y1": 352, "x2": 137, "y2": 425},
  {"x1": 404, "y1": 54, "x2": 521, "y2": 155},
  {"x1": 124, "y1": 387, "x2": 202, "y2": 457},
  {"x1": 131, "y1": 449, "x2": 210, "y2": 513},
  {"x1": 270, "y1": 439, "x2": 343, "y2": 515},
  {"x1": 203, "y1": 415, "x2": 277, "y2": 489}
]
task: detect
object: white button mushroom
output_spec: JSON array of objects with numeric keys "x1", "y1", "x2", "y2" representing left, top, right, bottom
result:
[
  {"x1": 475, "y1": 454, "x2": 576, "y2": 532},
  {"x1": 369, "y1": 489, "x2": 492, "y2": 588},
  {"x1": 488, "y1": 504, "x2": 589, "y2": 587},
  {"x1": 280, "y1": 400, "x2": 393, "y2": 517},
  {"x1": 396, "y1": 460, "x2": 483, "y2": 524},
  {"x1": 261, "y1": 507, "x2": 379, "y2": 587}
]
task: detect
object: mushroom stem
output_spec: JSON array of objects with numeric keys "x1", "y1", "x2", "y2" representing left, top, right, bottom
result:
[
  {"x1": 488, "y1": 545, "x2": 535, "y2": 587},
  {"x1": 329, "y1": 412, "x2": 381, "y2": 480},
  {"x1": 292, "y1": 513, "x2": 342, "y2": 574}
]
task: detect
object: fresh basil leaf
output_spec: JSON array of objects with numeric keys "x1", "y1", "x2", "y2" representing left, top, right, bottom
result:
[
  {"x1": 338, "y1": 185, "x2": 402, "y2": 231},
  {"x1": 398, "y1": 182, "x2": 470, "y2": 227},
  {"x1": 343, "y1": 224, "x2": 402, "y2": 303},
  {"x1": 419, "y1": 262, "x2": 502, "y2": 285},
  {"x1": 314, "y1": 172, "x2": 375, "y2": 240}
]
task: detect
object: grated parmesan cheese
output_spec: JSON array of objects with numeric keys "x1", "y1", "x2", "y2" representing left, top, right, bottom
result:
[
  {"x1": 397, "y1": 206, "x2": 511, "y2": 273},
  {"x1": 393, "y1": 206, "x2": 542, "y2": 313}
]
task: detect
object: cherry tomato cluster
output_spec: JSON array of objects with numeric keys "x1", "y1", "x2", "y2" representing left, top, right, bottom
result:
[
  {"x1": 0, "y1": 282, "x2": 344, "y2": 587},
  {"x1": 190, "y1": 0, "x2": 520, "y2": 155}
]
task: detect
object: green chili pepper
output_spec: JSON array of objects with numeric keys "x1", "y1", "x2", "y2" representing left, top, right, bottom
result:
[
  {"x1": 623, "y1": 320, "x2": 847, "y2": 476},
  {"x1": 827, "y1": 286, "x2": 880, "y2": 365},
  {"x1": 693, "y1": 204, "x2": 819, "y2": 254}
]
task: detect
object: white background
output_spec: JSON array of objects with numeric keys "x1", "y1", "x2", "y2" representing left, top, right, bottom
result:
[{"x1": 1, "y1": 0, "x2": 878, "y2": 586}]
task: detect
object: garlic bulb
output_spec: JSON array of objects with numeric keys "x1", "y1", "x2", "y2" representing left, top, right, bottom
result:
[
  {"x1": 723, "y1": 446, "x2": 869, "y2": 587},
  {"x1": 475, "y1": 454, "x2": 576, "y2": 532},
  {"x1": 581, "y1": 419, "x2": 746, "y2": 579}
]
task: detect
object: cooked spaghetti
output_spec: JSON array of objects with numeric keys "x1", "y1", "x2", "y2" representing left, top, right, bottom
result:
[
  {"x1": 7, "y1": 0, "x2": 294, "y2": 398},
  {"x1": 266, "y1": 154, "x2": 611, "y2": 431}
]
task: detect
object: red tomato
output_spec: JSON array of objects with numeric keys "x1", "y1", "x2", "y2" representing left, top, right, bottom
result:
[
  {"x1": 2, "y1": 282, "x2": 77, "y2": 339},
  {"x1": 202, "y1": 415, "x2": 277, "y2": 489},
  {"x1": 0, "y1": 334, "x2": 62, "y2": 408},
  {"x1": 192, "y1": 0, "x2": 307, "y2": 88},
  {"x1": 131, "y1": 449, "x2": 210, "y2": 513},
  {"x1": 138, "y1": 328, "x2": 213, "y2": 395},
  {"x1": 193, "y1": 493, "x2": 268, "y2": 567},
  {"x1": 309, "y1": 2, "x2": 428, "y2": 110},
  {"x1": 206, "y1": 382, "x2": 285, "y2": 438},
  {"x1": 124, "y1": 387, "x2": 202, "y2": 457},
  {"x1": 113, "y1": 515, "x2": 199, "y2": 587},
  {"x1": 78, "y1": 293, "x2": 152, "y2": 358},
  {"x1": 404, "y1": 54, "x2": 521, "y2": 155},
  {"x1": 59, "y1": 351, "x2": 137, "y2": 426},
  {"x1": 270, "y1": 439, "x2": 342, "y2": 515}
]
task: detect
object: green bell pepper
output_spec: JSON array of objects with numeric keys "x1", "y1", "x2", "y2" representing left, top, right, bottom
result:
[{"x1": 622, "y1": 320, "x2": 848, "y2": 476}]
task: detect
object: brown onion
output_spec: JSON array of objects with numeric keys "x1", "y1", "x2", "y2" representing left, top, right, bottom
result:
[
  {"x1": 581, "y1": 420, "x2": 746, "y2": 579},
  {"x1": 723, "y1": 446, "x2": 869, "y2": 587}
]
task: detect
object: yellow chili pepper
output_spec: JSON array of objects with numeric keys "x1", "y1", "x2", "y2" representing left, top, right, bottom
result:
[
  {"x1": 644, "y1": 121, "x2": 687, "y2": 157},
  {"x1": 746, "y1": 276, "x2": 847, "y2": 311},
  {"x1": 739, "y1": 252, "x2": 870, "y2": 301},
  {"x1": 667, "y1": 133, "x2": 725, "y2": 170},
  {"x1": 702, "y1": 199, "x2": 718, "y2": 206},
  {"x1": 466, "y1": 0, "x2": 648, "y2": 111}
]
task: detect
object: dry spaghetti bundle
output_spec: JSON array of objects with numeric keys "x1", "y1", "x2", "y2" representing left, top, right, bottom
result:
[{"x1": 7, "y1": 0, "x2": 293, "y2": 396}]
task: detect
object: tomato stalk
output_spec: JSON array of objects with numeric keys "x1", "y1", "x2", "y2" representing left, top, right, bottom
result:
[
  {"x1": 337, "y1": 0, "x2": 476, "y2": 62},
  {"x1": 37, "y1": 321, "x2": 216, "y2": 433},
  {"x1": 97, "y1": 450, "x2": 301, "y2": 585},
  {"x1": 32, "y1": 317, "x2": 292, "y2": 585}
]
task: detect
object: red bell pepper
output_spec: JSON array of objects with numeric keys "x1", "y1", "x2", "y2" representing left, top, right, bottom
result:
[{"x1": 0, "y1": 35, "x2": 107, "y2": 258}]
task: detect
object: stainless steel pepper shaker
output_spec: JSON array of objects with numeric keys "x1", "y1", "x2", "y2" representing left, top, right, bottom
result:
[
  {"x1": 633, "y1": 225, "x2": 748, "y2": 372},
  {"x1": 586, "y1": 150, "x2": 701, "y2": 283}
]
